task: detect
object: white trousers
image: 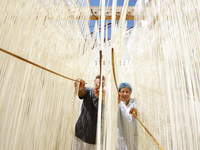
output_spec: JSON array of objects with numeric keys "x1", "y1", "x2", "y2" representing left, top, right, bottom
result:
[{"x1": 74, "y1": 137, "x2": 96, "y2": 150}]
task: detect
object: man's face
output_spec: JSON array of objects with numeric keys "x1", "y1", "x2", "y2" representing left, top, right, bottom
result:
[
  {"x1": 94, "y1": 77, "x2": 105, "y2": 88},
  {"x1": 119, "y1": 87, "x2": 131, "y2": 102}
]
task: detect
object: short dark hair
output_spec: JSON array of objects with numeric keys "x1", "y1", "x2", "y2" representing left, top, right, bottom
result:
[{"x1": 95, "y1": 75, "x2": 105, "y2": 80}]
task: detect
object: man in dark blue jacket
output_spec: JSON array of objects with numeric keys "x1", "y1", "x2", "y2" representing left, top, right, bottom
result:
[{"x1": 74, "y1": 75, "x2": 105, "y2": 150}]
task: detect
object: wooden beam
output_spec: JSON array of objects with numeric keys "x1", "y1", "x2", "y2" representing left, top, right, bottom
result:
[{"x1": 90, "y1": 6, "x2": 135, "y2": 20}]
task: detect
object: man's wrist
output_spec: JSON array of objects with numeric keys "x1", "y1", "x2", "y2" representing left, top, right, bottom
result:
[{"x1": 78, "y1": 89, "x2": 85, "y2": 97}]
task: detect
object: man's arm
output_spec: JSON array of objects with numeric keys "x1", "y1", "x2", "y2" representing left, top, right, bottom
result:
[{"x1": 74, "y1": 79, "x2": 85, "y2": 97}]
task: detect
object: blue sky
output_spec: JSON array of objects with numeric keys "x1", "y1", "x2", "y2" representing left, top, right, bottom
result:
[
  {"x1": 89, "y1": 0, "x2": 137, "y2": 6},
  {"x1": 89, "y1": 0, "x2": 137, "y2": 39}
]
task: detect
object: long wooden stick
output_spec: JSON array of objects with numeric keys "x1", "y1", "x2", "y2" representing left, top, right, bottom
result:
[
  {"x1": 132, "y1": 112, "x2": 164, "y2": 150},
  {"x1": 111, "y1": 48, "x2": 118, "y2": 92},
  {"x1": 0, "y1": 47, "x2": 79, "y2": 82},
  {"x1": 111, "y1": 47, "x2": 164, "y2": 150},
  {"x1": 99, "y1": 50, "x2": 102, "y2": 86}
]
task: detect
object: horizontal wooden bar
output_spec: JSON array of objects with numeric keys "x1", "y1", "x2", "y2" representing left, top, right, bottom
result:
[{"x1": 90, "y1": 6, "x2": 136, "y2": 20}]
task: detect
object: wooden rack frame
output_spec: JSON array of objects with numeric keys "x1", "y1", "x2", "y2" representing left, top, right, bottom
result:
[{"x1": 90, "y1": 6, "x2": 135, "y2": 20}]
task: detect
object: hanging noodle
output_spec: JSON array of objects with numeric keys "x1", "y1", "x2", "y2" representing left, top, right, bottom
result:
[{"x1": 0, "y1": 0, "x2": 200, "y2": 150}]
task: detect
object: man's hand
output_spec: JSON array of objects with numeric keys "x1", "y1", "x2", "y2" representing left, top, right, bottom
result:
[
  {"x1": 129, "y1": 107, "x2": 137, "y2": 118},
  {"x1": 74, "y1": 79, "x2": 85, "y2": 97},
  {"x1": 79, "y1": 79, "x2": 85, "y2": 90},
  {"x1": 74, "y1": 79, "x2": 85, "y2": 90}
]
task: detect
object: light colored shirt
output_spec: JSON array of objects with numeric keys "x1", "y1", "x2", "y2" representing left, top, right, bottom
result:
[{"x1": 118, "y1": 98, "x2": 138, "y2": 150}]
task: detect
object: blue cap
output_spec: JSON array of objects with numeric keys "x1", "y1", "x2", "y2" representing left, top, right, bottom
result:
[{"x1": 118, "y1": 82, "x2": 132, "y2": 92}]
